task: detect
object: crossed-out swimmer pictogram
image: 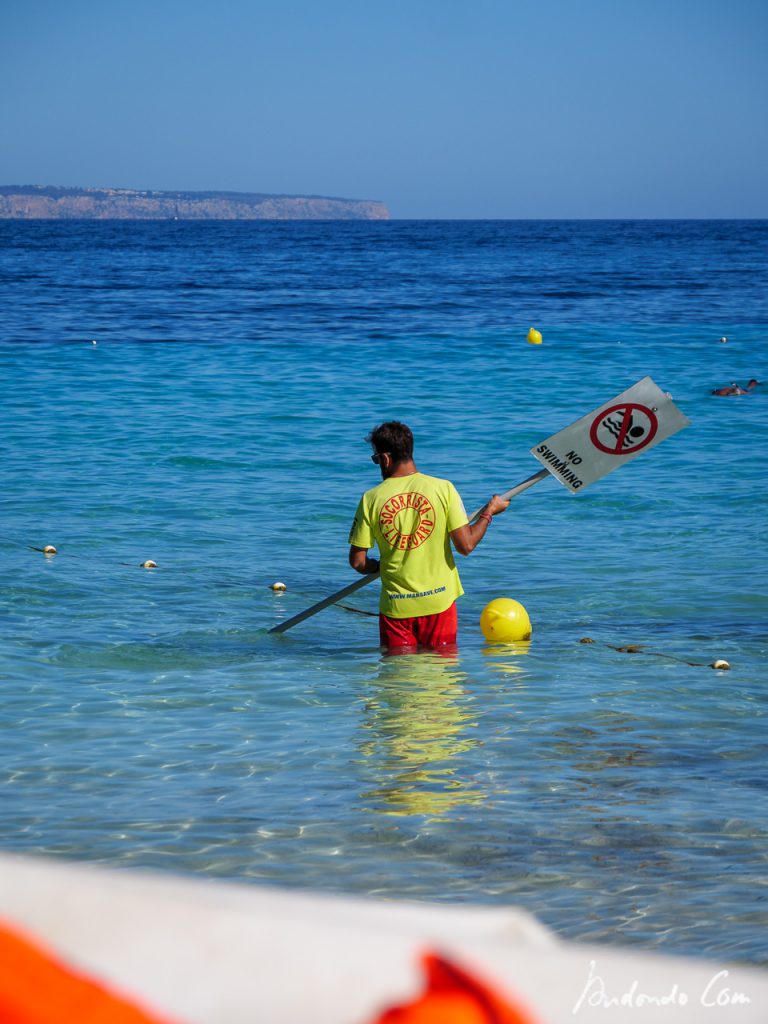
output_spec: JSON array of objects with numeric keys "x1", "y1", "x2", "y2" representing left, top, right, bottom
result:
[{"x1": 589, "y1": 403, "x2": 659, "y2": 455}]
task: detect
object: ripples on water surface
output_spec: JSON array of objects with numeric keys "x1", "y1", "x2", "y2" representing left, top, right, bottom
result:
[{"x1": 1, "y1": 220, "x2": 767, "y2": 964}]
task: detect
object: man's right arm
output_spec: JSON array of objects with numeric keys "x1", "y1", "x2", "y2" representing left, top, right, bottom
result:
[
  {"x1": 348, "y1": 495, "x2": 377, "y2": 574},
  {"x1": 349, "y1": 546, "x2": 380, "y2": 575}
]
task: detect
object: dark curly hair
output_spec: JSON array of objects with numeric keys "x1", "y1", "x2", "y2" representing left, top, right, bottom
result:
[{"x1": 366, "y1": 421, "x2": 414, "y2": 464}]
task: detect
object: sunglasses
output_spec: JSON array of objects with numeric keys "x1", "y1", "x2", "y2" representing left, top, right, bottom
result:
[{"x1": 371, "y1": 452, "x2": 382, "y2": 464}]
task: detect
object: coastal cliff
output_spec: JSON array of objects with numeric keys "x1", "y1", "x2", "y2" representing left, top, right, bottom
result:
[{"x1": 0, "y1": 186, "x2": 389, "y2": 221}]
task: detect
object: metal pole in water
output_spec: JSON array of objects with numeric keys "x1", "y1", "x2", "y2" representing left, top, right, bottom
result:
[{"x1": 268, "y1": 468, "x2": 550, "y2": 635}]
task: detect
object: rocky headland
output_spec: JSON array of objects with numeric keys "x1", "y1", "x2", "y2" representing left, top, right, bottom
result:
[{"x1": 0, "y1": 185, "x2": 389, "y2": 220}]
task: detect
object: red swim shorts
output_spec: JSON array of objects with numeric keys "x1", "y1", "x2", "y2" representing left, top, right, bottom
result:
[{"x1": 379, "y1": 602, "x2": 458, "y2": 650}]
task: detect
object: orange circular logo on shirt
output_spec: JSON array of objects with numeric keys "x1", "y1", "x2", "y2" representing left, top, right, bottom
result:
[{"x1": 379, "y1": 492, "x2": 436, "y2": 550}]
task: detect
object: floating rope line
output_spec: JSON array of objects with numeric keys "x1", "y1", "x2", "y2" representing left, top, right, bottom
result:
[
  {"x1": 5, "y1": 533, "x2": 380, "y2": 623},
  {"x1": 9, "y1": 534, "x2": 213, "y2": 573},
  {"x1": 579, "y1": 637, "x2": 730, "y2": 671},
  {"x1": 1, "y1": 537, "x2": 735, "y2": 652},
  {"x1": 2, "y1": 537, "x2": 47, "y2": 552},
  {"x1": 336, "y1": 602, "x2": 377, "y2": 618}
]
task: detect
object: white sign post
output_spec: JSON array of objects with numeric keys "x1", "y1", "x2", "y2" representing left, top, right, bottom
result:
[
  {"x1": 530, "y1": 376, "x2": 690, "y2": 493},
  {"x1": 271, "y1": 377, "x2": 690, "y2": 633}
]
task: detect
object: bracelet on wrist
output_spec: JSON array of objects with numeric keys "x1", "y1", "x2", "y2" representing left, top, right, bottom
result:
[{"x1": 477, "y1": 512, "x2": 492, "y2": 525}]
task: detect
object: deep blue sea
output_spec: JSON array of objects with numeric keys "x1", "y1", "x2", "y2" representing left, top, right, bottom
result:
[{"x1": 1, "y1": 220, "x2": 766, "y2": 964}]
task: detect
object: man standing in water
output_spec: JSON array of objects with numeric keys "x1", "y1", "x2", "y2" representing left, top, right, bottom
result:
[{"x1": 348, "y1": 421, "x2": 510, "y2": 651}]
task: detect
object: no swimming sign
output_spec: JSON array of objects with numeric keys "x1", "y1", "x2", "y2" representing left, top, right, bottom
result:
[
  {"x1": 531, "y1": 376, "x2": 691, "y2": 492},
  {"x1": 273, "y1": 377, "x2": 690, "y2": 633}
]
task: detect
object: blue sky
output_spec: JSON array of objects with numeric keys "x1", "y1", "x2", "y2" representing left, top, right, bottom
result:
[{"x1": 2, "y1": 0, "x2": 766, "y2": 217}]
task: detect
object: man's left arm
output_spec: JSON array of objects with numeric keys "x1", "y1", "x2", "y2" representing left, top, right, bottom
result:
[{"x1": 450, "y1": 494, "x2": 510, "y2": 556}]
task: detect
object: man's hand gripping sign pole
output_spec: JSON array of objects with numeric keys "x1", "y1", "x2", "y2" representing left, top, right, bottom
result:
[{"x1": 269, "y1": 377, "x2": 690, "y2": 634}]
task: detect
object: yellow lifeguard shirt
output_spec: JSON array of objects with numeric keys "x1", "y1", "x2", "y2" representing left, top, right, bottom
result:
[{"x1": 348, "y1": 472, "x2": 469, "y2": 618}]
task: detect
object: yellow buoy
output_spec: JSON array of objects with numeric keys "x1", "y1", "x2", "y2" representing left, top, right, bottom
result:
[
  {"x1": 480, "y1": 598, "x2": 532, "y2": 643},
  {"x1": 711, "y1": 659, "x2": 731, "y2": 671},
  {"x1": 140, "y1": 560, "x2": 157, "y2": 569},
  {"x1": 270, "y1": 581, "x2": 287, "y2": 591},
  {"x1": 42, "y1": 545, "x2": 57, "y2": 556},
  {"x1": 527, "y1": 327, "x2": 542, "y2": 345}
]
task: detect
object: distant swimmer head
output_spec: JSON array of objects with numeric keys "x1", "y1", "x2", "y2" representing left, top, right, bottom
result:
[{"x1": 712, "y1": 379, "x2": 760, "y2": 396}]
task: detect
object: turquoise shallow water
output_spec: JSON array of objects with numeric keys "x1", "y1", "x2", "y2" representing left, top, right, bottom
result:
[{"x1": 1, "y1": 221, "x2": 767, "y2": 964}]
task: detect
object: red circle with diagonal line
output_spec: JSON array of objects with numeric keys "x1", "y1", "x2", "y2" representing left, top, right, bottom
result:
[{"x1": 589, "y1": 403, "x2": 658, "y2": 455}]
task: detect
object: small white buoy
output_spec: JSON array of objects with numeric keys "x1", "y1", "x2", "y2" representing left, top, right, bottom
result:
[
  {"x1": 270, "y1": 581, "x2": 287, "y2": 591},
  {"x1": 711, "y1": 659, "x2": 731, "y2": 671},
  {"x1": 140, "y1": 560, "x2": 158, "y2": 569},
  {"x1": 91, "y1": 339, "x2": 98, "y2": 346},
  {"x1": 719, "y1": 337, "x2": 728, "y2": 343},
  {"x1": 42, "y1": 545, "x2": 57, "y2": 556}
]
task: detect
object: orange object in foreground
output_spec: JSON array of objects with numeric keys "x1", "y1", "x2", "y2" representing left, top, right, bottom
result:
[
  {"x1": 372, "y1": 950, "x2": 543, "y2": 1024},
  {"x1": 0, "y1": 920, "x2": 179, "y2": 1024}
]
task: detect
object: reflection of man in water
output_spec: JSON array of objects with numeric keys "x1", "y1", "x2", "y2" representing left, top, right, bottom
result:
[
  {"x1": 357, "y1": 651, "x2": 485, "y2": 818},
  {"x1": 348, "y1": 421, "x2": 509, "y2": 651}
]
